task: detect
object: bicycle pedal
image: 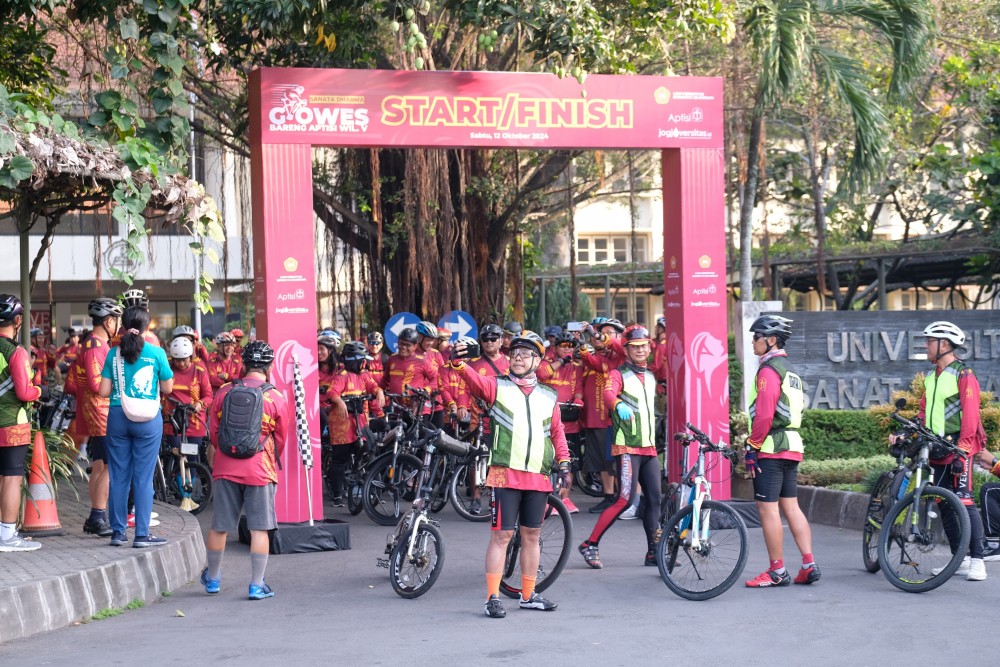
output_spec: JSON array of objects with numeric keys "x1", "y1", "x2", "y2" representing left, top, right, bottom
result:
[{"x1": 376, "y1": 558, "x2": 390, "y2": 569}]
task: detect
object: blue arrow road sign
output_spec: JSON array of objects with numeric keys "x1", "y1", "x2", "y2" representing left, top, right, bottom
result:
[
  {"x1": 438, "y1": 310, "x2": 478, "y2": 342},
  {"x1": 384, "y1": 312, "x2": 422, "y2": 352}
]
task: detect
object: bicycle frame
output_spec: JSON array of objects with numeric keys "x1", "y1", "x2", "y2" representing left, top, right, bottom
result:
[{"x1": 678, "y1": 445, "x2": 713, "y2": 551}]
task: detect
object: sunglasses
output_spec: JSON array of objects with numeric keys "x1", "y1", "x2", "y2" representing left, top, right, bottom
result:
[
  {"x1": 481, "y1": 336, "x2": 501, "y2": 342},
  {"x1": 753, "y1": 333, "x2": 765, "y2": 341},
  {"x1": 510, "y1": 349, "x2": 539, "y2": 359}
]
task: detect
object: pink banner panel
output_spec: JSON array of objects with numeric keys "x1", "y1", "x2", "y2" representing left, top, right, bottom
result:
[
  {"x1": 249, "y1": 141, "x2": 325, "y2": 523},
  {"x1": 661, "y1": 148, "x2": 731, "y2": 499},
  {"x1": 253, "y1": 68, "x2": 723, "y2": 150}
]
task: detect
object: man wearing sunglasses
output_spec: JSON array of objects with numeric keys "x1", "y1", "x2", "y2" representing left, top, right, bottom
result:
[
  {"x1": 450, "y1": 331, "x2": 571, "y2": 618},
  {"x1": 743, "y1": 315, "x2": 820, "y2": 588}
]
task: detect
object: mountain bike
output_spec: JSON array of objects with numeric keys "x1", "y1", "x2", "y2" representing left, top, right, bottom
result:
[
  {"x1": 154, "y1": 398, "x2": 212, "y2": 515},
  {"x1": 447, "y1": 403, "x2": 493, "y2": 522},
  {"x1": 498, "y1": 471, "x2": 573, "y2": 600},
  {"x1": 876, "y1": 398, "x2": 971, "y2": 593},
  {"x1": 378, "y1": 425, "x2": 471, "y2": 598},
  {"x1": 557, "y1": 401, "x2": 601, "y2": 497},
  {"x1": 862, "y1": 445, "x2": 909, "y2": 573},
  {"x1": 324, "y1": 393, "x2": 396, "y2": 515},
  {"x1": 656, "y1": 423, "x2": 748, "y2": 601}
]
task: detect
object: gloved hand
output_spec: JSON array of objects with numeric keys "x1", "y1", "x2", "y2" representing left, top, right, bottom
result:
[
  {"x1": 561, "y1": 355, "x2": 573, "y2": 365},
  {"x1": 558, "y1": 461, "x2": 572, "y2": 489},
  {"x1": 579, "y1": 343, "x2": 594, "y2": 356},
  {"x1": 615, "y1": 402, "x2": 634, "y2": 421},
  {"x1": 744, "y1": 447, "x2": 760, "y2": 478}
]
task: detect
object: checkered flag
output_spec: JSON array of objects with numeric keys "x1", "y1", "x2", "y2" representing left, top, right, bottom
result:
[{"x1": 291, "y1": 354, "x2": 313, "y2": 470}]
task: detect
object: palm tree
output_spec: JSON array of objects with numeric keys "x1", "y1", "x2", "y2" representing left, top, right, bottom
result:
[{"x1": 737, "y1": 0, "x2": 934, "y2": 302}]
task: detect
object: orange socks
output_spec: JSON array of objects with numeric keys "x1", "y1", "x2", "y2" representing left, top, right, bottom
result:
[
  {"x1": 520, "y1": 575, "x2": 537, "y2": 601},
  {"x1": 486, "y1": 572, "x2": 502, "y2": 599}
]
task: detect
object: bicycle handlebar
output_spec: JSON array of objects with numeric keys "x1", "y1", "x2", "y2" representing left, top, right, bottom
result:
[
  {"x1": 677, "y1": 423, "x2": 739, "y2": 465},
  {"x1": 890, "y1": 409, "x2": 968, "y2": 460}
]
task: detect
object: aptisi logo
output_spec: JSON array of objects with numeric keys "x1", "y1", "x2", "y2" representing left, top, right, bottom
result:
[
  {"x1": 268, "y1": 85, "x2": 370, "y2": 133},
  {"x1": 667, "y1": 107, "x2": 704, "y2": 123}
]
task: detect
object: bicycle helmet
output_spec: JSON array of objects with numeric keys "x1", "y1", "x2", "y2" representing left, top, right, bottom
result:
[
  {"x1": 603, "y1": 318, "x2": 625, "y2": 333},
  {"x1": 553, "y1": 332, "x2": 579, "y2": 349},
  {"x1": 169, "y1": 337, "x2": 194, "y2": 359},
  {"x1": 0, "y1": 294, "x2": 23, "y2": 322},
  {"x1": 318, "y1": 329, "x2": 341, "y2": 346},
  {"x1": 454, "y1": 335, "x2": 481, "y2": 360},
  {"x1": 88, "y1": 297, "x2": 124, "y2": 320},
  {"x1": 397, "y1": 327, "x2": 420, "y2": 345},
  {"x1": 623, "y1": 325, "x2": 651, "y2": 345},
  {"x1": 436, "y1": 326, "x2": 452, "y2": 340},
  {"x1": 341, "y1": 341, "x2": 372, "y2": 361},
  {"x1": 120, "y1": 288, "x2": 149, "y2": 309},
  {"x1": 922, "y1": 321, "x2": 966, "y2": 348},
  {"x1": 317, "y1": 334, "x2": 340, "y2": 349},
  {"x1": 591, "y1": 316, "x2": 609, "y2": 327},
  {"x1": 509, "y1": 331, "x2": 545, "y2": 358},
  {"x1": 367, "y1": 332, "x2": 384, "y2": 346},
  {"x1": 230, "y1": 328, "x2": 245, "y2": 340},
  {"x1": 29, "y1": 327, "x2": 43, "y2": 337},
  {"x1": 211, "y1": 332, "x2": 230, "y2": 345},
  {"x1": 749, "y1": 314, "x2": 793, "y2": 342},
  {"x1": 543, "y1": 325, "x2": 562, "y2": 338},
  {"x1": 242, "y1": 340, "x2": 274, "y2": 368},
  {"x1": 502, "y1": 321, "x2": 523, "y2": 336},
  {"x1": 415, "y1": 321, "x2": 437, "y2": 339},
  {"x1": 480, "y1": 323, "x2": 503, "y2": 341},
  {"x1": 173, "y1": 325, "x2": 196, "y2": 340},
  {"x1": 656, "y1": 316, "x2": 666, "y2": 328}
]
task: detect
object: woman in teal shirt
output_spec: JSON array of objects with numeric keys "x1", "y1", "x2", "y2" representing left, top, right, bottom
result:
[{"x1": 99, "y1": 306, "x2": 173, "y2": 547}]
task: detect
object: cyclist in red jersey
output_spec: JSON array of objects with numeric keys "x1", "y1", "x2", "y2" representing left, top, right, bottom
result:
[
  {"x1": 416, "y1": 321, "x2": 449, "y2": 427},
  {"x1": 542, "y1": 325, "x2": 562, "y2": 361},
  {"x1": 366, "y1": 332, "x2": 385, "y2": 375},
  {"x1": 381, "y1": 328, "x2": 438, "y2": 416},
  {"x1": 57, "y1": 328, "x2": 81, "y2": 372},
  {"x1": 538, "y1": 331, "x2": 585, "y2": 514},
  {"x1": 79, "y1": 298, "x2": 123, "y2": 538},
  {"x1": 500, "y1": 321, "x2": 522, "y2": 357},
  {"x1": 450, "y1": 331, "x2": 571, "y2": 617},
  {"x1": 163, "y1": 337, "x2": 213, "y2": 449},
  {"x1": 324, "y1": 342, "x2": 385, "y2": 506},
  {"x1": 207, "y1": 332, "x2": 244, "y2": 390}
]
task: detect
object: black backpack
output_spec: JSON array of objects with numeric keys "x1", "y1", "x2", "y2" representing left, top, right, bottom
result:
[{"x1": 218, "y1": 380, "x2": 275, "y2": 460}]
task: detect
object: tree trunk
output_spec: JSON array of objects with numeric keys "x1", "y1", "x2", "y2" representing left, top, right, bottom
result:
[{"x1": 738, "y1": 107, "x2": 765, "y2": 301}]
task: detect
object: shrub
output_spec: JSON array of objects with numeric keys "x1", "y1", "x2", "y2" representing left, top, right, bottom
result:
[
  {"x1": 797, "y1": 455, "x2": 896, "y2": 487},
  {"x1": 800, "y1": 410, "x2": 887, "y2": 460}
]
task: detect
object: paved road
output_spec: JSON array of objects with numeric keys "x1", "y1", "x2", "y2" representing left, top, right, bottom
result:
[{"x1": 4, "y1": 495, "x2": 996, "y2": 665}]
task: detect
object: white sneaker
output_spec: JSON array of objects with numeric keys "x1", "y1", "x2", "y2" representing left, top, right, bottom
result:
[
  {"x1": 933, "y1": 556, "x2": 969, "y2": 576},
  {"x1": 618, "y1": 505, "x2": 639, "y2": 520},
  {"x1": 0, "y1": 532, "x2": 42, "y2": 552},
  {"x1": 983, "y1": 547, "x2": 1000, "y2": 562},
  {"x1": 967, "y1": 558, "x2": 987, "y2": 581}
]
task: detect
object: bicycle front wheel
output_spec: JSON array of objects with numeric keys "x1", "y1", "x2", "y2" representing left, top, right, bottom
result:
[
  {"x1": 656, "y1": 499, "x2": 749, "y2": 601},
  {"x1": 877, "y1": 485, "x2": 971, "y2": 593},
  {"x1": 448, "y1": 463, "x2": 489, "y2": 522},
  {"x1": 390, "y1": 522, "x2": 444, "y2": 599},
  {"x1": 862, "y1": 471, "x2": 895, "y2": 573},
  {"x1": 172, "y1": 461, "x2": 212, "y2": 516},
  {"x1": 499, "y1": 494, "x2": 573, "y2": 599}
]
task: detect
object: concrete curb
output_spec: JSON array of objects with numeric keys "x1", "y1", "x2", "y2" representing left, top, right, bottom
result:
[
  {"x1": 0, "y1": 504, "x2": 205, "y2": 644},
  {"x1": 732, "y1": 478, "x2": 867, "y2": 532}
]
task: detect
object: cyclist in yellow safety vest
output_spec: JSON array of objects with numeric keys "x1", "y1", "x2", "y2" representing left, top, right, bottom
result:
[
  {"x1": 743, "y1": 315, "x2": 821, "y2": 589},
  {"x1": 449, "y1": 331, "x2": 571, "y2": 619}
]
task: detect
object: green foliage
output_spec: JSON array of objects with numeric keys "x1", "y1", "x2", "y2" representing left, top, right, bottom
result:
[
  {"x1": 798, "y1": 454, "x2": 896, "y2": 487},
  {"x1": 525, "y1": 277, "x2": 593, "y2": 330},
  {"x1": 800, "y1": 409, "x2": 889, "y2": 460},
  {"x1": 91, "y1": 607, "x2": 124, "y2": 621},
  {"x1": 126, "y1": 599, "x2": 144, "y2": 610}
]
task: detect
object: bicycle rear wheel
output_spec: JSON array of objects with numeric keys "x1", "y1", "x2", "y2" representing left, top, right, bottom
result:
[
  {"x1": 656, "y1": 499, "x2": 749, "y2": 601},
  {"x1": 362, "y1": 453, "x2": 423, "y2": 526},
  {"x1": 877, "y1": 485, "x2": 970, "y2": 593},
  {"x1": 448, "y1": 463, "x2": 489, "y2": 522},
  {"x1": 862, "y1": 471, "x2": 894, "y2": 573},
  {"x1": 171, "y1": 461, "x2": 212, "y2": 516},
  {"x1": 389, "y1": 522, "x2": 444, "y2": 599},
  {"x1": 575, "y1": 471, "x2": 603, "y2": 497},
  {"x1": 499, "y1": 495, "x2": 573, "y2": 599}
]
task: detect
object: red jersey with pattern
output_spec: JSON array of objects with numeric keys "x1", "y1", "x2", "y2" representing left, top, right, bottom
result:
[
  {"x1": 653, "y1": 338, "x2": 669, "y2": 388},
  {"x1": 381, "y1": 353, "x2": 438, "y2": 415},
  {"x1": 209, "y1": 378, "x2": 289, "y2": 485},
  {"x1": 208, "y1": 353, "x2": 244, "y2": 390},
  {"x1": 538, "y1": 358, "x2": 585, "y2": 434},
  {"x1": 455, "y1": 354, "x2": 510, "y2": 432},
  {"x1": 604, "y1": 367, "x2": 658, "y2": 457},
  {"x1": 63, "y1": 352, "x2": 88, "y2": 437},
  {"x1": 317, "y1": 366, "x2": 337, "y2": 397},
  {"x1": 79, "y1": 337, "x2": 111, "y2": 436},
  {"x1": 579, "y1": 349, "x2": 616, "y2": 428},
  {"x1": 367, "y1": 353, "x2": 384, "y2": 375},
  {"x1": 163, "y1": 364, "x2": 213, "y2": 437},
  {"x1": 326, "y1": 369, "x2": 382, "y2": 444},
  {"x1": 455, "y1": 363, "x2": 570, "y2": 492},
  {"x1": 421, "y1": 348, "x2": 451, "y2": 410},
  {"x1": 439, "y1": 364, "x2": 466, "y2": 414},
  {"x1": 30, "y1": 346, "x2": 48, "y2": 386},
  {"x1": 57, "y1": 342, "x2": 80, "y2": 367},
  {"x1": 0, "y1": 341, "x2": 41, "y2": 447},
  {"x1": 195, "y1": 343, "x2": 211, "y2": 365}
]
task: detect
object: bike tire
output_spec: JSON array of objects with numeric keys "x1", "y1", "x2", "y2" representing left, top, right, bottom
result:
[
  {"x1": 389, "y1": 522, "x2": 445, "y2": 599},
  {"x1": 499, "y1": 494, "x2": 573, "y2": 599},
  {"x1": 179, "y1": 461, "x2": 213, "y2": 516},
  {"x1": 661, "y1": 482, "x2": 680, "y2": 522},
  {"x1": 428, "y1": 457, "x2": 450, "y2": 514},
  {"x1": 877, "y1": 485, "x2": 971, "y2": 593},
  {"x1": 575, "y1": 470, "x2": 604, "y2": 497},
  {"x1": 656, "y1": 499, "x2": 749, "y2": 601},
  {"x1": 362, "y1": 453, "x2": 423, "y2": 526},
  {"x1": 153, "y1": 459, "x2": 170, "y2": 504},
  {"x1": 862, "y1": 471, "x2": 894, "y2": 573},
  {"x1": 346, "y1": 481, "x2": 364, "y2": 515},
  {"x1": 448, "y1": 463, "x2": 490, "y2": 522}
]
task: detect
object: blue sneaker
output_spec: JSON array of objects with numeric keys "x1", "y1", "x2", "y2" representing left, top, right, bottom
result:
[
  {"x1": 132, "y1": 535, "x2": 167, "y2": 548},
  {"x1": 248, "y1": 582, "x2": 274, "y2": 600},
  {"x1": 109, "y1": 531, "x2": 128, "y2": 547},
  {"x1": 200, "y1": 567, "x2": 221, "y2": 594}
]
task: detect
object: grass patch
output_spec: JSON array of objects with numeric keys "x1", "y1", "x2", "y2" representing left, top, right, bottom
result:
[
  {"x1": 161, "y1": 590, "x2": 172, "y2": 597},
  {"x1": 126, "y1": 599, "x2": 144, "y2": 610},
  {"x1": 91, "y1": 607, "x2": 124, "y2": 621}
]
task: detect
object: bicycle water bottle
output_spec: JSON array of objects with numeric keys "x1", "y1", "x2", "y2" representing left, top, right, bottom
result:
[{"x1": 897, "y1": 470, "x2": 912, "y2": 500}]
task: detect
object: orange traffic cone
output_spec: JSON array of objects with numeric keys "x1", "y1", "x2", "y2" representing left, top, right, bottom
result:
[{"x1": 22, "y1": 431, "x2": 64, "y2": 536}]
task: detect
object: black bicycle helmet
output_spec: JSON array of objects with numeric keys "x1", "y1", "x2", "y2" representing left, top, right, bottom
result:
[
  {"x1": 30, "y1": 327, "x2": 43, "y2": 337},
  {"x1": 367, "y1": 331, "x2": 384, "y2": 346},
  {"x1": 88, "y1": 297, "x2": 124, "y2": 320},
  {"x1": 603, "y1": 318, "x2": 625, "y2": 333},
  {"x1": 502, "y1": 321, "x2": 523, "y2": 336},
  {"x1": 120, "y1": 288, "x2": 149, "y2": 309},
  {"x1": 509, "y1": 331, "x2": 545, "y2": 357},
  {"x1": 0, "y1": 294, "x2": 22, "y2": 322},
  {"x1": 341, "y1": 341, "x2": 372, "y2": 362},
  {"x1": 480, "y1": 323, "x2": 503, "y2": 340},
  {"x1": 398, "y1": 327, "x2": 420, "y2": 344},
  {"x1": 553, "y1": 332, "x2": 579, "y2": 349},
  {"x1": 749, "y1": 314, "x2": 793, "y2": 342},
  {"x1": 415, "y1": 321, "x2": 437, "y2": 339},
  {"x1": 242, "y1": 340, "x2": 274, "y2": 368},
  {"x1": 543, "y1": 325, "x2": 562, "y2": 338}
]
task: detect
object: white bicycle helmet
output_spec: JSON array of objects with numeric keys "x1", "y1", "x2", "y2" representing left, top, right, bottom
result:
[
  {"x1": 173, "y1": 325, "x2": 196, "y2": 340},
  {"x1": 922, "y1": 321, "x2": 966, "y2": 347},
  {"x1": 169, "y1": 337, "x2": 194, "y2": 359}
]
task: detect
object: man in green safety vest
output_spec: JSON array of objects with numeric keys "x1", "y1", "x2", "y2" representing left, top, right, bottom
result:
[
  {"x1": 451, "y1": 331, "x2": 572, "y2": 619},
  {"x1": 743, "y1": 315, "x2": 820, "y2": 588}
]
